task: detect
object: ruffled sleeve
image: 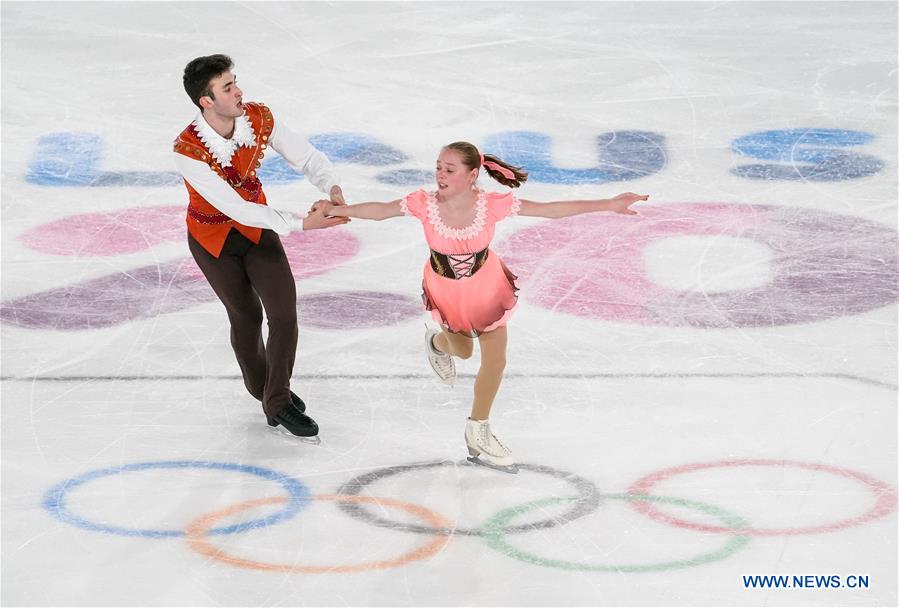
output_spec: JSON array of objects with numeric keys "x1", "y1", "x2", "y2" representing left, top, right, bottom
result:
[
  {"x1": 400, "y1": 189, "x2": 429, "y2": 220},
  {"x1": 486, "y1": 191, "x2": 522, "y2": 222}
]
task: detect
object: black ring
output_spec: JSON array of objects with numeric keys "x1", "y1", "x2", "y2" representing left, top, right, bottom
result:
[{"x1": 335, "y1": 459, "x2": 601, "y2": 536}]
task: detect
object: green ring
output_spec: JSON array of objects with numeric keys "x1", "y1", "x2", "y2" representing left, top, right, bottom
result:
[{"x1": 482, "y1": 493, "x2": 751, "y2": 572}]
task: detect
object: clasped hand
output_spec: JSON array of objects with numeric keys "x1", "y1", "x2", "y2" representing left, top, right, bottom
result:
[
  {"x1": 303, "y1": 198, "x2": 347, "y2": 230},
  {"x1": 310, "y1": 199, "x2": 334, "y2": 217}
]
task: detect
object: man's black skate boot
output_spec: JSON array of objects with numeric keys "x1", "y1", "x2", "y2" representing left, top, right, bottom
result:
[
  {"x1": 290, "y1": 391, "x2": 307, "y2": 413},
  {"x1": 268, "y1": 400, "x2": 318, "y2": 437}
]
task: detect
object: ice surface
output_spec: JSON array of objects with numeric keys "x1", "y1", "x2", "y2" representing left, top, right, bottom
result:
[{"x1": 1, "y1": 2, "x2": 896, "y2": 606}]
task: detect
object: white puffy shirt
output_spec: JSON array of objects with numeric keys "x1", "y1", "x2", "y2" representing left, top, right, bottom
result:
[{"x1": 173, "y1": 111, "x2": 340, "y2": 234}]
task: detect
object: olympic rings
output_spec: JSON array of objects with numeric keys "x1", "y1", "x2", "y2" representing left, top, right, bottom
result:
[
  {"x1": 185, "y1": 494, "x2": 452, "y2": 573},
  {"x1": 482, "y1": 494, "x2": 751, "y2": 572},
  {"x1": 42, "y1": 461, "x2": 310, "y2": 538},
  {"x1": 42, "y1": 456, "x2": 897, "y2": 575},
  {"x1": 627, "y1": 459, "x2": 899, "y2": 536},
  {"x1": 335, "y1": 460, "x2": 601, "y2": 536}
]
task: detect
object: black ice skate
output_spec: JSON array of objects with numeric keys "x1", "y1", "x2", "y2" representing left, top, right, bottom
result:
[
  {"x1": 267, "y1": 398, "x2": 320, "y2": 444},
  {"x1": 290, "y1": 391, "x2": 306, "y2": 413}
]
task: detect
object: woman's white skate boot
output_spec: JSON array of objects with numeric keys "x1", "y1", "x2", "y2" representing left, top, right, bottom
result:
[
  {"x1": 464, "y1": 418, "x2": 518, "y2": 474},
  {"x1": 424, "y1": 326, "x2": 456, "y2": 385}
]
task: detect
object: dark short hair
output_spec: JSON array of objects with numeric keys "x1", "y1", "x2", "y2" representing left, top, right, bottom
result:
[{"x1": 182, "y1": 54, "x2": 234, "y2": 109}]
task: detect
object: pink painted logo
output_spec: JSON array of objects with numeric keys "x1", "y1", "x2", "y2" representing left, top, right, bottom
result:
[
  {"x1": 497, "y1": 203, "x2": 898, "y2": 327},
  {"x1": 4, "y1": 206, "x2": 422, "y2": 330}
]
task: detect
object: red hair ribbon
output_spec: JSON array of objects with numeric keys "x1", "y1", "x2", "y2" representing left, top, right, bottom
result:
[{"x1": 480, "y1": 154, "x2": 517, "y2": 180}]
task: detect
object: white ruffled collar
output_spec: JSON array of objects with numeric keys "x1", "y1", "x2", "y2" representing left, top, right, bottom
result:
[
  {"x1": 426, "y1": 189, "x2": 488, "y2": 241},
  {"x1": 192, "y1": 111, "x2": 256, "y2": 167}
]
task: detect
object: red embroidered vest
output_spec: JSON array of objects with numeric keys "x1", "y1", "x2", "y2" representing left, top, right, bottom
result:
[{"x1": 173, "y1": 102, "x2": 274, "y2": 257}]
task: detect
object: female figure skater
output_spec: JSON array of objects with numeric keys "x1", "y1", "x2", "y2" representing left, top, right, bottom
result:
[{"x1": 315, "y1": 141, "x2": 646, "y2": 472}]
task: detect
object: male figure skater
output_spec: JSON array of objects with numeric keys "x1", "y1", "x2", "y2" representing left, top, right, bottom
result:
[{"x1": 173, "y1": 54, "x2": 346, "y2": 439}]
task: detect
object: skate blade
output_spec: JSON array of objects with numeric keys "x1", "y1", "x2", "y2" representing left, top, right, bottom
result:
[
  {"x1": 466, "y1": 456, "x2": 519, "y2": 474},
  {"x1": 429, "y1": 366, "x2": 456, "y2": 386},
  {"x1": 266, "y1": 425, "x2": 321, "y2": 444}
]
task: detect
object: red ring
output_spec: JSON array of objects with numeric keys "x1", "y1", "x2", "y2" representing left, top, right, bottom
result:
[{"x1": 627, "y1": 459, "x2": 897, "y2": 536}]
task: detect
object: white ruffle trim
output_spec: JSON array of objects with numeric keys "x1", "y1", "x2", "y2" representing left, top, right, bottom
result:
[
  {"x1": 425, "y1": 189, "x2": 487, "y2": 241},
  {"x1": 509, "y1": 192, "x2": 522, "y2": 216},
  {"x1": 192, "y1": 111, "x2": 256, "y2": 167}
]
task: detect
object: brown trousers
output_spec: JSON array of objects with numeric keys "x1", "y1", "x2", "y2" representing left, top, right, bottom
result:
[{"x1": 188, "y1": 229, "x2": 297, "y2": 419}]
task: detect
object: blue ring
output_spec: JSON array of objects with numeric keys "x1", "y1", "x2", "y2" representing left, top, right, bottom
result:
[{"x1": 42, "y1": 460, "x2": 310, "y2": 538}]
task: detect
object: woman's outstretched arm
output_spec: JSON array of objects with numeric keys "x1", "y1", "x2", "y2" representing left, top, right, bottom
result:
[
  {"x1": 313, "y1": 199, "x2": 404, "y2": 221},
  {"x1": 518, "y1": 192, "x2": 648, "y2": 218}
]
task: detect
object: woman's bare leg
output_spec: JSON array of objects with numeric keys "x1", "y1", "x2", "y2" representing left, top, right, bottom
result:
[
  {"x1": 470, "y1": 326, "x2": 507, "y2": 420},
  {"x1": 433, "y1": 328, "x2": 474, "y2": 359}
]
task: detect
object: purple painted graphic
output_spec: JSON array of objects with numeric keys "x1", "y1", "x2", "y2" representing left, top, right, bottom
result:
[
  {"x1": 297, "y1": 291, "x2": 422, "y2": 329},
  {"x1": 497, "y1": 203, "x2": 898, "y2": 328},
  {"x1": 2, "y1": 206, "x2": 364, "y2": 330},
  {"x1": 0, "y1": 258, "x2": 208, "y2": 331}
]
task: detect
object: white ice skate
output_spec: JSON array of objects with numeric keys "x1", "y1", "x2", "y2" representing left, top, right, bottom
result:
[
  {"x1": 424, "y1": 326, "x2": 456, "y2": 385},
  {"x1": 465, "y1": 418, "x2": 518, "y2": 474}
]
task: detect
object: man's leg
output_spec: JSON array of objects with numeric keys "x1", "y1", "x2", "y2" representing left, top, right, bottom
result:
[
  {"x1": 188, "y1": 231, "x2": 267, "y2": 403},
  {"x1": 243, "y1": 230, "x2": 298, "y2": 418}
]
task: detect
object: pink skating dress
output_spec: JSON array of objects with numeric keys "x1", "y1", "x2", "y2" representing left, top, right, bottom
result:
[{"x1": 401, "y1": 188, "x2": 520, "y2": 336}]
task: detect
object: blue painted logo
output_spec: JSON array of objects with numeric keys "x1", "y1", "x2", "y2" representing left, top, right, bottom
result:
[
  {"x1": 483, "y1": 130, "x2": 667, "y2": 184},
  {"x1": 731, "y1": 129, "x2": 883, "y2": 181},
  {"x1": 24, "y1": 127, "x2": 883, "y2": 188},
  {"x1": 26, "y1": 133, "x2": 182, "y2": 187},
  {"x1": 26, "y1": 132, "x2": 409, "y2": 187}
]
